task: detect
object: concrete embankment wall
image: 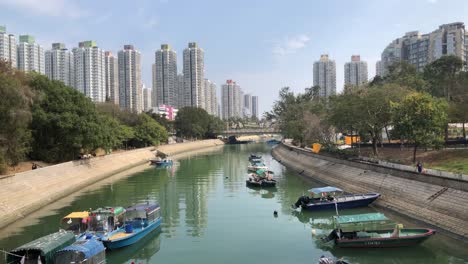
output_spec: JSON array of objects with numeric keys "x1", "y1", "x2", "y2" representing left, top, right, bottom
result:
[
  {"x1": 0, "y1": 139, "x2": 224, "y2": 230},
  {"x1": 272, "y1": 143, "x2": 468, "y2": 241}
]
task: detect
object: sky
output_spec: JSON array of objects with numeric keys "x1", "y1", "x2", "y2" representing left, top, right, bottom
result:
[{"x1": 1, "y1": 0, "x2": 468, "y2": 115}]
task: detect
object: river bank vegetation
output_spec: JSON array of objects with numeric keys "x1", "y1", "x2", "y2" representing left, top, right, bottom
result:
[
  {"x1": 269, "y1": 55, "x2": 468, "y2": 164},
  {"x1": 0, "y1": 61, "x2": 168, "y2": 173}
]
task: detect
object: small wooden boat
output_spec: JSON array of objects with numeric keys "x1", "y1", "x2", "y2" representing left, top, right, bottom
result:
[
  {"x1": 248, "y1": 154, "x2": 262, "y2": 160},
  {"x1": 322, "y1": 213, "x2": 435, "y2": 248},
  {"x1": 53, "y1": 237, "x2": 105, "y2": 264},
  {"x1": 88, "y1": 206, "x2": 126, "y2": 234},
  {"x1": 101, "y1": 202, "x2": 162, "y2": 250},
  {"x1": 266, "y1": 139, "x2": 281, "y2": 145},
  {"x1": 7, "y1": 230, "x2": 76, "y2": 263},
  {"x1": 246, "y1": 178, "x2": 277, "y2": 187},
  {"x1": 150, "y1": 159, "x2": 173, "y2": 167},
  {"x1": 293, "y1": 186, "x2": 380, "y2": 211},
  {"x1": 247, "y1": 164, "x2": 268, "y2": 172}
]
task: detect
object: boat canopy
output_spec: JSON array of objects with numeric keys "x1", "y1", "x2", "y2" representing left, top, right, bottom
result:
[
  {"x1": 62, "y1": 211, "x2": 89, "y2": 220},
  {"x1": 333, "y1": 213, "x2": 395, "y2": 232},
  {"x1": 91, "y1": 206, "x2": 125, "y2": 216},
  {"x1": 7, "y1": 231, "x2": 75, "y2": 263},
  {"x1": 127, "y1": 202, "x2": 160, "y2": 212},
  {"x1": 308, "y1": 186, "x2": 343, "y2": 194},
  {"x1": 54, "y1": 238, "x2": 105, "y2": 262}
]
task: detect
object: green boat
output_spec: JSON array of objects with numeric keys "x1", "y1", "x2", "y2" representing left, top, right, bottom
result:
[
  {"x1": 322, "y1": 213, "x2": 435, "y2": 248},
  {"x1": 7, "y1": 230, "x2": 75, "y2": 263},
  {"x1": 88, "y1": 206, "x2": 126, "y2": 234}
]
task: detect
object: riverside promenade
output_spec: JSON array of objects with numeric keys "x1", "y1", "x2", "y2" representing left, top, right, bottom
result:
[
  {"x1": 0, "y1": 139, "x2": 224, "y2": 230},
  {"x1": 272, "y1": 143, "x2": 468, "y2": 241}
]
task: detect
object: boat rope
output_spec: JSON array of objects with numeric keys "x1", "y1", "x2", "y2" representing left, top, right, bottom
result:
[{"x1": 0, "y1": 249, "x2": 23, "y2": 258}]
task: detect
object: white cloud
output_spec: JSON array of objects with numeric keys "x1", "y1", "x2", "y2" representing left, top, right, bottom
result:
[
  {"x1": 0, "y1": 0, "x2": 85, "y2": 18},
  {"x1": 272, "y1": 34, "x2": 310, "y2": 56}
]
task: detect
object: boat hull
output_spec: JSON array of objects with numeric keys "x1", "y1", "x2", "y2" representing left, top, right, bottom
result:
[
  {"x1": 246, "y1": 179, "x2": 276, "y2": 187},
  {"x1": 302, "y1": 193, "x2": 380, "y2": 211},
  {"x1": 103, "y1": 218, "x2": 162, "y2": 250},
  {"x1": 335, "y1": 228, "x2": 435, "y2": 248}
]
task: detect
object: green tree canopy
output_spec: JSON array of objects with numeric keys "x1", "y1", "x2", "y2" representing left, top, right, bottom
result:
[
  {"x1": 392, "y1": 92, "x2": 448, "y2": 162},
  {"x1": 175, "y1": 107, "x2": 222, "y2": 139}
]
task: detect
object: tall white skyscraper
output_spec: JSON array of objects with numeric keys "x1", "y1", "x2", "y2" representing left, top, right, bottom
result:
[
  {"x1": 45, "y1": 43, "x2": 74, "y2": 87},
  {"x1": 176, "y1": 74, "x2": 184, "y2": 108},
  {"x1": 209, "y1": 81, "x2": 218, "y2": 116},
  {"x1": 17, "y1": 35, "x2": 45, "y2": 74},
  {"x1": 151, "y1": 63, "x2": 157, "y2": 107},
  {"x1": 73, "y1": 41, "x2": 106, "y2": 102},
  {"x1": 313, "y1": 54, "x2": 336, "y2": 97},
  {"x1": 143, "y1": 86, "x2": 152, "y2": 112},
  {"x1": 183, "y1": 42, "x2": 205, "y2": 108},
  {"x1": 376, "y1": 60, "x2": 383, "y2": 77},
  {"x1": 104, "y1": 51, "x2": 119, "y2": 104},
  {"x1": 0, "y1": 26, "x2": 17, "y2": 68},
  {"x1": 251, "y1": 96, "x2": 259, "y2": 119},
  {"x1": 243, "y1": 93, "x2": 252, "y2": 118},
  {"x1": 154, "y1": 44, "x2": 177, "y2": 107},
  {"x1": 118, "y1": 44, "x2": 142, "y2": 112},
  {"x1": 221, "y1": 80, "x2": 242, "y2": 120},
  {"x1": 344, "y1": 55, "x2": 368, "y2": 87},
  {"x1": 204, "y1": 79, "x2": 213, "y2": 114}
]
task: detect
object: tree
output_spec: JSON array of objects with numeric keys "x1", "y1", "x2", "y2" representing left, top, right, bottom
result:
[
  {"x1": 385, "y1": 61, "x2": 427, "y2": 90},
  {"x1": 131, "y1": 114, "x2": 168, "y2": 147},
  {"x1": 392, "y1": 92, "x2": 448, "y2": 162},
  {"x1": 0, "y1": 64, "x2": 33, "y2": 172},
  {"x1": 175, "y1": 107, "x2": 221, "y2": 139},
  {"x1": 423, "y1": 55, "x2": 463, "y2": 100},
  {"x1": 329, "y1": 84, "x2": 410, "y2": 156},
  {"x1": 29, "y1": 75, "x2": 106, "y2": 162}
]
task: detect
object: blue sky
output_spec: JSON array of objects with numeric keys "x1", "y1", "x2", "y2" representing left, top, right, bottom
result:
[{"x1": 1, "y1": 0, "x2": 468, "y2": 114}]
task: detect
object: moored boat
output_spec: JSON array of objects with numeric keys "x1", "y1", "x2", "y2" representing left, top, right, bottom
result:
[
  {"x1": 150, "y1": 159, "x2": 173, "y2": 167},
  {"x1": 322, "y1": 213, "x2": 435, "y2": 248},
  {"x1": 53, "y1": 237, "x2": 105, "y2": 264},
  {"x1": 101, "y1": 202, "x2": 162, "y2": 250},
  {"x1": 246, "y1": 178, "x2": 277, "y2": 187},
  {"x1": 61, "y1": 211, "x2": 90, "y2": 236},
  {"x1": 292, "y1": 186, "x2": 380, "y2": 211},
  {"x1": 89, "y1": 206, "x2": 126, "y2": 235},
  {"x1": 248, "y1": 154, "x2": 262, "y2": 160},
  {"x1": 266, "y1": 139, "x2": 281, "y2": 145},
  {"x1": 7, "y1": 230, "x2": 75, "y2": 263}
]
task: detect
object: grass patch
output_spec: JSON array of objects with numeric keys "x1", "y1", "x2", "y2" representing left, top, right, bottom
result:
[{"x1": 429, "y1": 160, "x2": 468, "y2": 175}]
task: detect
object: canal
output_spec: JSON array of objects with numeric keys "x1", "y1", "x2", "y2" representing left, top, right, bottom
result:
[{"x1": 1, "y1": 144, "x2": 467, "y2": 263}]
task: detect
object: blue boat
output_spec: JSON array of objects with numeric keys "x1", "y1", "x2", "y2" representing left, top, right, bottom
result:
[
  {"x1": 101, "y1": 202, "x2": 162, "y2": 250},
  {"x1": 53, "y1": 237, "x2": 106, "y2": 264},
  {"x1": 266, "y1": 139, "x2": 281, "y2": 145},
  {"x1": 293, "y1": 186, "x2": 380, "y2": 211},
  {"x1": 150, "y1": 159, "x2": 173, "y2": 167}
]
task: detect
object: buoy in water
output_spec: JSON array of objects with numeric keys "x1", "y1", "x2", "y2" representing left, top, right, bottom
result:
[
  {"x1": 311, "y1": 228, "x2": 317, "y2": 236},
  {"x1": 273, "y1": 210, "x2": 278, "y2": 217}
]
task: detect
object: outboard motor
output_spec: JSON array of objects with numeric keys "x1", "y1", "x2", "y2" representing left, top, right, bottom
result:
[
  {"x1": 321, "y1": 229, "x2": 339, "y2": 243},
  {"x1": 293, "y1": 195, "x2": 310, "y2": 208}
]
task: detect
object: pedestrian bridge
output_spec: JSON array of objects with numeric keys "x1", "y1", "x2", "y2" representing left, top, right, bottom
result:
[{"x1": 219, "y1": 128, "x2": 281, "y2": 136}]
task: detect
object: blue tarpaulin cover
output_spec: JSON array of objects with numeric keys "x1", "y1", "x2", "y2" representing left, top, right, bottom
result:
[
  {"x1": 308, "y1": 186, "x2": 343, "y2": 193},
  {"x1": 56, "y1": 238, "x2": 104, "y2": 259}
]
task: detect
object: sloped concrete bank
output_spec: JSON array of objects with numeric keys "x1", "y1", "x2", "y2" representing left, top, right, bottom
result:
[
  {"x1": 0, "y1": 139, "x2": 224, "y2": 230},
  {"x1": 272, "y1": 143, "x2": 468, "y2": 241}
]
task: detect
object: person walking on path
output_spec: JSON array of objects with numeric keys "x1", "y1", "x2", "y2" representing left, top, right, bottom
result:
[{"x1": 416, "y1": 161, "x2": 423, "y2": 174}]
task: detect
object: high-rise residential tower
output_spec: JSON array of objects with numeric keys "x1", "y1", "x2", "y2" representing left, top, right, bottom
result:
[
  {"x1": 204, "y1": 79, "x2": 213, "y2": 115},
  {"x1": 118, "y1": 45, "x2": 142, "y2": 112},
  {"x1": 176, "y1": 74, "x2": 184, "y2": 108},
  {"x1": 143, "y1": 86, "x2": 152, "y2": 112},
  {"x1": 154, "y1": 44, "x2": 177, "y2": 107},
  {"x1": 45, "y1": 43, "x2": 74, "y2": 87},
  {"x1": 209, "y1": 81, "x2": 218, "y2": 116},
  {"x1": 104, "y1": 51, "x2": 119, "y2": 104},
  {"x1": 313, "y1": 54, "x2": 336, "y2": 97},
  {"x1": 221, "y1": 80, "x2": 242, "y2": 120},
  {"x1": 381, "y1": 22, "x2": 467, "y2": 75},
  {"x1": 243, "y1": 94, "x2": 252, "y2": 118},
  {"x1": 0, "y1": 26, "x2": 17, "y2": 68},
  {"x1": 17, "y1": 35, "x2": 45, "y2": 74},
  {"x1": 251, "y1": 96, "x2": 259, "y2": 119},
  {"x1": 183, "y1": 42, "x2": 205, "y2": 108},
  {"x1": 344, "y1": 55, "x2": 368, "y2": 87},
  {"x1": 73, "y1": 41, "x2": 106, "y2": 102},
  {"x1": 376, "y1": 60, "x2": 383, "y2": 77}
]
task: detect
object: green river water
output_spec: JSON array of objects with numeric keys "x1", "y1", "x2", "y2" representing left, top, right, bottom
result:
[{"x1": 0, "y1": 144, "x2": 467, "y2": 264}]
